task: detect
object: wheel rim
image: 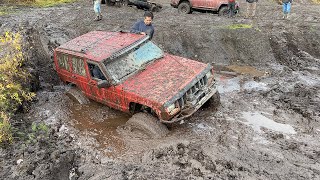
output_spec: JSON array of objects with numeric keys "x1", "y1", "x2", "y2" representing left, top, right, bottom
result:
[{"x1": 180, "y1": 5, "x2": 187, "y2": 13}]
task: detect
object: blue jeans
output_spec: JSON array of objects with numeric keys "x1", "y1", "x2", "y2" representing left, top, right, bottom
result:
[
  {"x1": 283, "y1": 2, "x2": 291, "y2": 14},
  {"x1": 94, "y1": 0, "x2": 101, "y2": 14}
]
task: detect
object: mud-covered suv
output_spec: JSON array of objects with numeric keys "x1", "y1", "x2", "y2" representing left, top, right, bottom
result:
[
  {"x1": 171, "y1": 0, "x2": 239, "y2": 15},
  {"x1": 54, "y1": 31, "x2": 219, "y2": 135}
]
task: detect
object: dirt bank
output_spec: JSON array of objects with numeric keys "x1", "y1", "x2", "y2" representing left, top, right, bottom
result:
[{"x1": 0, "y1": 0, "x2": 320, "y2": 179}]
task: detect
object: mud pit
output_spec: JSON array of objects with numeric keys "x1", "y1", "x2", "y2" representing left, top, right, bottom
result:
[
  {"x1": 69, "y1": 102, "x2": 129, "y2": 158},
  {"x1": 1, "y1": 0, "x2": 320, "y2": 179}
]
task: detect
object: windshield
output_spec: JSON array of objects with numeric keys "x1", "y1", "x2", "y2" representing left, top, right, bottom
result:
[{"x1": 104, "y1": 41, "x2": 163, "y2": 82}]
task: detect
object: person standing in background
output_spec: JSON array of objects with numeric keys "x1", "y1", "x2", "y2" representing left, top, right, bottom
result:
[
  {"x1": 228, "y1": 0, "x2": 236, "y2": 18},
  {"x1": 93, "y1": 0, "x2": 102, "y2": 21},
  {"x1": 130, "y1": 11, "x2": 155, "y2": 40},
  {"x1": 282, "y1": 0, "x2": 292, "y2": 19}
]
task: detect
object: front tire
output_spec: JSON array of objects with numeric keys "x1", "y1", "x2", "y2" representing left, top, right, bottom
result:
[
  {"x1": 204, "y1": 91, "x2": 220, "y2": 108},
  {"x1": 126, "y1": 112, "x2": 169, "y2": 138},
  {"x1": 178, "y1": 2, "x2": 191, "y2": 14}
]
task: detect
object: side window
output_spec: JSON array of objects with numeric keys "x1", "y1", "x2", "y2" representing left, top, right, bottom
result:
[
  {"x1": 58, "y1": 53, "x2": 70, "y2": 71},
  {"x1": 88, "y1": 63, "x2": 106, "y2": 80},
  {"x1": 72, "y1": 57, "x2": 86, "y2": 76}
]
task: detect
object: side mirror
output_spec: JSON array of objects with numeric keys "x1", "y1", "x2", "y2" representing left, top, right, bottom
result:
[{"x1": 97, "y1": 80, "x2": 111, "y2": 88}]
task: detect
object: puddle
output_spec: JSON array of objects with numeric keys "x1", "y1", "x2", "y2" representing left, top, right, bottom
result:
[
  {"x1": 217, "y1": 76, "x2": 241, "y2": 93},
  {"x1": 227, "y1": 65, "x2": 266, "y2": 77},
  {"x1": 215, "y1": 65, "x2": 268, "y2": 94},
  {"x1": 69, "y1": 101, "x2": 130, "y2": 158},
  {"x1": 243, "y1": 81, "x2": 268, "y2": 91},
  {"x1": 241, "y1": 112, "x2": 296, "y2": 134},
  {"x1": 294, "y1": 72, "x2": 320, "y2": 86},
  {"x1": 216, "y1": 76, "x2": 268, "y2": 93}
]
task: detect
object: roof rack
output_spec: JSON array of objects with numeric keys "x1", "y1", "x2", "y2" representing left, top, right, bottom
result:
[
  {"x1": 58, "y1": 32, "x2": 116, "y2": 54},
  {"x1": 108, "y1": 36, "x2": 150, "y2": 60}
]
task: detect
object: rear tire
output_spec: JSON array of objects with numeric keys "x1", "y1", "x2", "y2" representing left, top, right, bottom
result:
[
  {"x1": 126, "y1": 112, "x2": 169, "y2": 138},
  {"x1": 150, "y1": 4, "x2": 159, "y2": 12},
  {"x1": 122, "y1": 0, "x2": 129, "y2": 6},
  {"x1": 106, "y1": 0, "x2": 115, "y2": 6},
  {"x1": 218, "y1": 6, "x2": 229, "y2": 16},
  {"x1": 66, "y1": 87, "x2": 90, "y2": 105},
  {"x1": 178, "y1": 2, "x2": 191, "y2": 14},
  {"x1": 115, "y1": 1, "x2": 121, "y2": 7}
]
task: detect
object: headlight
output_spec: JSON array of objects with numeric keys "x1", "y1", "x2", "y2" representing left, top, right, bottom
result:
[
  {"x1": 166, "y1": 104, "x2": 175, "y2": 112},
  {"x1": 206, "y1": 71, "x2": 213, "y2": 79}
]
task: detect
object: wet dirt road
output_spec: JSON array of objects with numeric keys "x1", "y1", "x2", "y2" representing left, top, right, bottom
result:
[{"x1": 0, "y1": 0, "x2": 320, "y2": 179}]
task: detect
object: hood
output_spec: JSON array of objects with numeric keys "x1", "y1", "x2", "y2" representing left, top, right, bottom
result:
[{"x1": 122, "y1": 54, "x2": 209, "y2": 105}]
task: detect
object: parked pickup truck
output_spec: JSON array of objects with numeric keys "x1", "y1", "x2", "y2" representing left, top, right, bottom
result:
[
  {"x1": 54, "y1": 31, "x2": 219, "y2": 137},
  {"x1": 171, "y1": 0, "x2": 239, "y2": 15}
]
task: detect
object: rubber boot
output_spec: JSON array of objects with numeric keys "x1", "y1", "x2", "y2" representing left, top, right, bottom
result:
[
  {"x1": 282, "y1": 12, "x2": 286, "y2": 19},
  {"x1": 94, "y1": 12, "x2": 100, "y2": 21},
  {"x1": 99, "y1": 13, "x2": 102, "y2": 20}
]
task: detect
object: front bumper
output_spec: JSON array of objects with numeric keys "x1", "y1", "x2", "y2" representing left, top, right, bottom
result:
[{"x1": 160, "y1": 83, "x2": 218, "y2": 123}]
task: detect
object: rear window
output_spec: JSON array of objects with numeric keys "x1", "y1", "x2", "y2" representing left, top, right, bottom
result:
[
  {"x1": 57, "y1": 53, "x2": 70, "y2": 71},
  {"x1": 72, "y1": 56, "x2": 86, "y2": 76}
]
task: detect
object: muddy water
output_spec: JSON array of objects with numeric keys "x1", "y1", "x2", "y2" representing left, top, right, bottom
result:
[
  {"x1": 215, "y1": 65, "x2": 269, "y2": 94},
  {"x1": 241, "y1": 111, "x2": 296, "y2": 134},
  {"x1": 69, "y1": 101, "x2": 130, "y2": 158},
  {"x1": 226, "y1": 65, "x2": 266, "y2": 77}
]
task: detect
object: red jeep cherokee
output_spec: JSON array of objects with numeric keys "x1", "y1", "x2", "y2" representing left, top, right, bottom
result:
[
  {"x1": 54, "y1": 31, "x2": 219, "y2": 128},
  {"x1": 171, "y1": 0, "x2": 239, "y2": 15}
]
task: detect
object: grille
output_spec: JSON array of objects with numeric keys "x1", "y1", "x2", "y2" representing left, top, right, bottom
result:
[{"x1": 177, "y1": 75, "x2": 208, "y2": 109}]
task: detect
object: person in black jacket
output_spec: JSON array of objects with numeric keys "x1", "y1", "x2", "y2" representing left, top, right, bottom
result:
[
  {"x1": 130, "y1": 11, "x2": 155, "y2": 40},
  {"x1": 282, "y1": 0, "x2": 292, "y2": 19}
]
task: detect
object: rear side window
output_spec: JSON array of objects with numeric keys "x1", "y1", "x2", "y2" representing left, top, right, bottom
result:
[
  {"x1": 72, "y1": 57, "x2": 86, "y2": 76},
  {"x1": 58, "y1": 53, "x2": 70, "y2": 71}
]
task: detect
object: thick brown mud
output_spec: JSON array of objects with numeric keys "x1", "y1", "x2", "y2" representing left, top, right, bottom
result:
[
  {"x1": 1, "y1": 0, "x2": 320, "y2": 179},
  {"x1": 69, "y1": 102, "x2": 129, "y2": 158}
]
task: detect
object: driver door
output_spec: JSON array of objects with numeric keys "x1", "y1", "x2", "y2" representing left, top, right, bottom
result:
[
  {"x1": 87, "y1": 61, "x2": 126, "y2": 111},
  {"x1": 87, "y1": 61, "x2": 107, "y2": 103},
  {"x1": 206, "y1": 0, "x2": 220, "y2": 10},
  {"x1": 192, "y1": 0, "x2": 207, "y2": 8}
]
